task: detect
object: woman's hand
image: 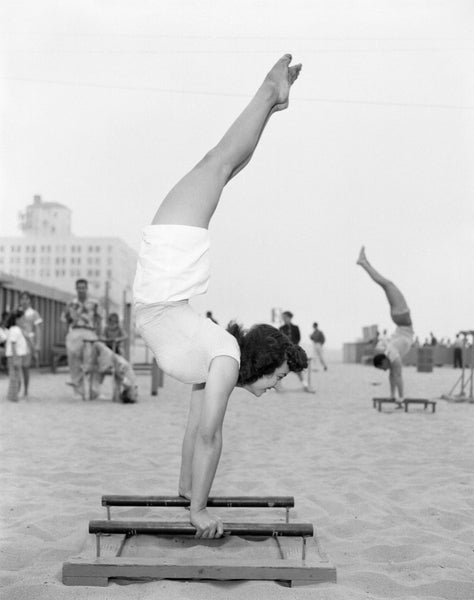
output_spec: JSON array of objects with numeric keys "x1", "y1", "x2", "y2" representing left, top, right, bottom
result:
[{"x1": 190, "y1": 508, "x2": 223, "y2": 538}]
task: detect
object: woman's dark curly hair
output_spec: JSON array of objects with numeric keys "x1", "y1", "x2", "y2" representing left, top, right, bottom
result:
[
  {"x1": 227, "y1": 321, "x2": 308, "y2": 386},
  {"x1": 6, "y1": 309, "x2": 24, "y2": 329}
]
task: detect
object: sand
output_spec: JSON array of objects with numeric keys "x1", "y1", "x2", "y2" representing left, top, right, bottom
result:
[{"x1": 1, "y1": 360, "x2": 474, "y2": 600}]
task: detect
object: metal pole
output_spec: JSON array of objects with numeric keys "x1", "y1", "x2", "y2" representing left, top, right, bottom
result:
[
  {"x1": 96, "y1": 534, "x2": 101, "y2": 557},
  {"x1": 285, "y1": 507, "x2": 289, "y2": 523},
  {"x1": 301, "y1": 537, "x2": 307, "y2": 561},
  {"x1": 460, "y1": 333, "x2": 467, "y2": 396}
]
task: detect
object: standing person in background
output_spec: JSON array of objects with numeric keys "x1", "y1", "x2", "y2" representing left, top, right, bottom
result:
[
  {"x1": 310, "y1": 322, "x2": 328, "y2": 371},
  {"x1": 5, "y1": 310, "x2": 29, "y2": 402},
  {"x1": 61, "y1": 279, "x2": 102, "y2": 399},
  {"x1": 279, "y1": 311, "x2": 312, "y2": 392},
  {"x1": 0, "y1": 311, "x2": 9, "y2": 371},
  {"x1": 18, "y1": 291, "x2": 43, "y2": 396},
  {"x1": 453, "y1": 333, "x2": 463, "y2": 369}
]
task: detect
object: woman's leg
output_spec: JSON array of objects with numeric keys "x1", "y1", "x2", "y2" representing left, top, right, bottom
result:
[
  {"x1": 22, "y1": 364, "x2": 30, "y2": 397},
  {"x1": 153, "y1": 54, "x2": 302, "y2": 229},
  {"x1": 357, "y1": 246, "x2": 412, "y2": 326}
]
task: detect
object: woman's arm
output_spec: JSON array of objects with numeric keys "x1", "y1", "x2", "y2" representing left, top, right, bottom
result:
[
  {"x1": 389, "y1": 359, "x2": 404, "y2": 399},
  {"x1": 189, "y1": 355, "x2": 238, "y2": 538}
]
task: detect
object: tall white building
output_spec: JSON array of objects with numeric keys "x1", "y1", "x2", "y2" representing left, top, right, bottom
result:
[{"x1": 0, "y1": 195, "x2": 137, "y2": 312}]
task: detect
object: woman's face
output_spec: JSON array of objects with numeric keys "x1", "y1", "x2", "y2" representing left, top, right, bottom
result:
[{"x1": 244, "y1": 360, "x2": 290, "y2": 396}]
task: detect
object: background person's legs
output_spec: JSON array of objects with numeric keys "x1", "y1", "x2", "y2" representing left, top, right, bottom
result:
[
  {"x1": 357, "y1": 246, "x2": 412, "y2": 327},
  {"x1": 152, "y1": 55, "x2": 301, "y2": 230},
  {"x1": 66, "y1": 330, "x2": 85, "y2": 397}
]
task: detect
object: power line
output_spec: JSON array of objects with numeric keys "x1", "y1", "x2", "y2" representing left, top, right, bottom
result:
[
  {"x1": 2, "y1": 31, "x2": 473, "y2": 42},
  {"x1": 2, "y1": 76, "x2": 473, "y2": 111},
  {"x1": 2, "y1": 47, "x2": 473, "y2": 54}
]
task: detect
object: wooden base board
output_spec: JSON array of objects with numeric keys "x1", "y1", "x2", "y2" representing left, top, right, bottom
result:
[{"x1": 63, "y1": 531, "x2": 336, "y2": 587}]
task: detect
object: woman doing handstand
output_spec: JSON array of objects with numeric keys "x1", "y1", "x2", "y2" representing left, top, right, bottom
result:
[
  {"x1": 357, "y1": 246, "x2": 414, "y2": 403},
  {"x1": 133, "y1": 55, "x2": 307, "y2": 539}
]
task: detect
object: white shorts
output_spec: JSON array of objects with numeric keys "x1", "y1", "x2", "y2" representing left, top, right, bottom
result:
[
  {"x1": 133, "y1": 225, "x2": 240, "y2": 384},
  {"x1": 133, "y1": 224, "x2": 211, "y2": 305},
  {"x1": 378, "y1": 325, "x2": 414, "y2": 363}
]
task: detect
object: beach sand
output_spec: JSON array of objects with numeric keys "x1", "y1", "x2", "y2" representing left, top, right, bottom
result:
[{"x1": 1, "y1": 360, "x2": 473, "y2": 599}]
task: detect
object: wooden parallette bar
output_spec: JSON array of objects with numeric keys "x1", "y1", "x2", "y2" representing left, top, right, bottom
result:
[
  {"x1": 372, "y1": 397, "x2": 436, "y2": 413},
  {"x1": 101, "y1": 495, "x2": 295, "y2": 508},
  {"x1": 403, "y1": 398, "x2": 437, "y2": 413},
  {"x1": 89, "y1": 519, "x2": 313, "y2": 538}
]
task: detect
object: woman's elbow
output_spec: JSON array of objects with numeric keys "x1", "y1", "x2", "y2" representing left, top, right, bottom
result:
[{"x1": 197, "y1": 426, "x2": 222, "y2": 446}]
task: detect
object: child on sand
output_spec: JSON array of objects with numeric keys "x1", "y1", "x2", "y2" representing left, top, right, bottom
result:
[
  {"x1": 5, "y1": 310, "x2": 29, "y2": 402},
  {"x1": 133, "y1": 55, "x2": 307, "y2": 538},
  {"x1": 357, "y1": 247, "x2": 414, "y2": 405}
]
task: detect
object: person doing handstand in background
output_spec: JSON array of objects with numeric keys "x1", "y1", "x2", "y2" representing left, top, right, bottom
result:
[
  {"x1": 357, "y1": 246, "x2": 414, "y2": 406},
  {"x1": 133, "y1": 55, "x2": 307, "y2": 538}
]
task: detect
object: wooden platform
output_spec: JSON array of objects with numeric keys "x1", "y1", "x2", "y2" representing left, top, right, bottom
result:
[
  {"x1": 63, "y1": 526, "x2": 336, "y2": 587},
  {"x1": 62, "y1": 494, "x2": 336, "y2": 587},
  {"x1": 372, "y1": 397, "x2": 437, "y2": 412}
]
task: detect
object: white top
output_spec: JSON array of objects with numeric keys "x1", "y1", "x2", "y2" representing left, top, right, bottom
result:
[
  {"x1": 132, "y1": 224, "x2": 240, "y2": 383},
  {"x1": 6, "y1": 326, "x2": 29, "y2": 357},
  {"x1": 376, "y1": 325, "x2": 414, "y2": 363}
]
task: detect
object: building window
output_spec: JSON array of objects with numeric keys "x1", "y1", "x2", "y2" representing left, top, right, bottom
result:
[{"x1": 95, "y1": 246, "x2": 100, "y2": 252}]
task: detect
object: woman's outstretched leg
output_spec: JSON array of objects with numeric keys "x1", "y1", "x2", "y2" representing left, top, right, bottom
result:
[
  {"x1": 357, "y1": 246, "x2": 412, "y2": 326},
  {"x1": 153, "y1": 54, "x2": 302, "y2": 229}
]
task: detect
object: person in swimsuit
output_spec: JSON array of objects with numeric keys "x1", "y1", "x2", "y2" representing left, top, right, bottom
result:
[
  {"x1": 357, "y1": 246, "x2": 414, "y2": 404},
  {"x1": 133, "y1": 55, "x2": 307, "y2": 539}
]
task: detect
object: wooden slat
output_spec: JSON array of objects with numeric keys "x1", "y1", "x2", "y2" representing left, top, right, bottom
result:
[
  {"x1": 89, "y1": 520, "x2": 313, "y2": 537},
  {"x1": 101, "y1": 495, "x2": 294, "y2": 508},
  {"x1": 62, "y1": 554, "x2": 336, "y2": 586}
]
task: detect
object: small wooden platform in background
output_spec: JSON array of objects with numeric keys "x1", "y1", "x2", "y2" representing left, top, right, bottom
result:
[{"x1": 372, "y1": 397, "x2": 437, "y2": 412}]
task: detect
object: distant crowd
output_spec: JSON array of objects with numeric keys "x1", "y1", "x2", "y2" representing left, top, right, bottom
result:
[
  {"x1": 0, "y1": 279, "x2": 137, "y2": 403},
  {"x1": 1, "y1": 280, "x2": 332, "y2": 402}
]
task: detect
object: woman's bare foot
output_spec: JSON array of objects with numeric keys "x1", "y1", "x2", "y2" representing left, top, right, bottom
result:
[
  {"x1": 356, "y1": 246, "x2": 368, "y2": 266},
  {"x1": 263, "y1": 54, "x2": 302, "y2": 111}
]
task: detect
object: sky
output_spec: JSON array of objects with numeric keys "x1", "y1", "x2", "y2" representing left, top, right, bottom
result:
[{"x1": 1, "y1": 0, "x2": 473, "y2": 350}]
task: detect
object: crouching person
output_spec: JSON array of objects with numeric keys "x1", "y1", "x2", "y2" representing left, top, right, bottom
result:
[{"x1": 89, "y1": 341, "x2": 138, "y2": 403}]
